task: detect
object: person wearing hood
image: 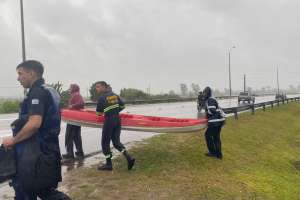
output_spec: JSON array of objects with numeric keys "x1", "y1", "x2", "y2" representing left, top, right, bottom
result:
[
  {"x1": 62, "y1": 84, "x2": 85, "y2": 160},
  {"x1": 203, "y1": 86, "x2": 225, "y2": 159}
]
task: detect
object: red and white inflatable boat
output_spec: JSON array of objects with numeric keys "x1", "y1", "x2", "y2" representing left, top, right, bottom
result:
[{"x1": 61, "y1": 109, "x2": 207, "y2": 133}]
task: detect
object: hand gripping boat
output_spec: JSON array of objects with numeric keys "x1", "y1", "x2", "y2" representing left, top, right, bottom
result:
[{"x1": 61, "y1": 109, "x2": 207, "y2": 133}]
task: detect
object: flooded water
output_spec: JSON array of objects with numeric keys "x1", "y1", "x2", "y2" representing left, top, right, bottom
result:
[{"x1": 0, "y1": 95, "x2": 298, "y2": 198}]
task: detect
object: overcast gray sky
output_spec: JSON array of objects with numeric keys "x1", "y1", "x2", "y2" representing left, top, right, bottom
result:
[{"x1": 1, "y1": 0, "x2": 300, "y2": 98}]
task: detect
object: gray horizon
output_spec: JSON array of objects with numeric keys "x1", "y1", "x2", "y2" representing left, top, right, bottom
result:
[{"x1": 1, "y1": 0, "x2": 300, "y2": 98}]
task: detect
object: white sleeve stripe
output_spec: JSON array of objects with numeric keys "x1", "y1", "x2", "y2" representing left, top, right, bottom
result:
[{"x1": 208, "y1": 106, "x2": 216, "y2": 109}]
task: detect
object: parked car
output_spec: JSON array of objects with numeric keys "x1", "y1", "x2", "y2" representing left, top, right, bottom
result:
[{"x1": 238, "y1": 91, "x2": 255, "y2": 104}]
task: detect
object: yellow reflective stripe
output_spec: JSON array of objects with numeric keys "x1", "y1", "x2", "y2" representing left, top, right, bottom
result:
[
  {"x1": 105, "y1": 154, "x2": 112, "y2": 158},
  {"x1": 104, "y1": 104, "x2": 119, "y2": 112}
]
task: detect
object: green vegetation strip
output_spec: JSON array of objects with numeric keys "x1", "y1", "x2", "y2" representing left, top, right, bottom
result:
[
  {"x1": 0, "y1": 100, "x2": 20, "y2": 114},
  {"x1": 64, "y1": 102, "x2": 300, "y2": 200}
]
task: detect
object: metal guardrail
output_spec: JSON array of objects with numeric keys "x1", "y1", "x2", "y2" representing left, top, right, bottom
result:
[{"x1": 222, "y1": 97, "x2": 300, "y2": 119}]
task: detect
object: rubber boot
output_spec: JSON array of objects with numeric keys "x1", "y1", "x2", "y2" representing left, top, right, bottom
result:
[
  {"x1": 98, "y1": 157, "x2": 112, "y2": 171},
  {"x1": 123, "y1": 150, "x2": 135, "y2": 170}
]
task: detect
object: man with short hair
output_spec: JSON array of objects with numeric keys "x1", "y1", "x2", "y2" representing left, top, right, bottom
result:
[
  {"x1": 2, "y1": 60, "x2": 71, "y2": 199},
  {"x1": 95, "y1": 81, "x2": 135, "y2": 171}
]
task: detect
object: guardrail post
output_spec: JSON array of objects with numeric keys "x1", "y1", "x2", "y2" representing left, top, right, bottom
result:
[
  {"x1": 277, "y1": 100, "x2": 280, "y2": 106},
  {"x1": 263, "y1": 103, "x2": 266, "y2": 111},
  {"x1": 282, "y1": 99, "x2": 285, "y2": 104},
  {"x1": 271, "y1": 102, "x2": 273, "y2": 108},
  {"x1": 234, "y1": 108, "x2": 238, "y2": 120},
  {"x1": 287, "y1": 99, "x2": 289, "y2": 103}
]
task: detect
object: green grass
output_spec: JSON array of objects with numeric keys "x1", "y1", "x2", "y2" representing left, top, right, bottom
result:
[
  {"x1": 64, "y1": 102, "x2": 300, "y2": 200},
  {"x1": 0, "y1": 100, "x2": 20, "y2": 114}
]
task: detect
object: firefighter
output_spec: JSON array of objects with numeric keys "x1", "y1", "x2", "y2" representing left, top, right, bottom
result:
[
  {"x1": 95, "y1": 81, "x2": 135, "y2": 171},
  {"x1": 203, "y1": 86, "x2": 225, "y2": 159}
]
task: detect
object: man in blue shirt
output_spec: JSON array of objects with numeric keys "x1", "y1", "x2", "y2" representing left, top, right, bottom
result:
[
  {"x1": 2, "y1": 60, "x2": 70, "y2": 200},
  {"x1": 95, "y1": 81, "x2": 135, "y2": 171}
]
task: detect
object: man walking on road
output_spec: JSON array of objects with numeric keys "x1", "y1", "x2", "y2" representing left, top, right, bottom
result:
[
  {"x1": 63, "y1": 84, "x2": 85, "y2": 160},
  {"x1": 2, "y1": 60, "x2": 71, "y2": 200},
  {"x1": 95, "y1": 81, "x2": 135, "y2": 171}
]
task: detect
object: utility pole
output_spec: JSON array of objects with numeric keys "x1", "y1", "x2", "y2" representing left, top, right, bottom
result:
[
  {"x1": 244, "y1": 74, "x2": 246, "y2": 92},
  {"x1": 20, "y1": 0, "x2": 26, "y2": 62},
  {"x1": 277, "y1": 67, "x2": 280, "y2": 94},
  {"x1": 228, "y1": 46, "x2": 236, "y2": 96},
  {"x1": 20, "y1": 0, "x2": 27, "y2": 96}
]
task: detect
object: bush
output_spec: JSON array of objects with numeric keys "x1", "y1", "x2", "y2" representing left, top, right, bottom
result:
[
  {"x1": 50, "y1": 82, "x2": 70, "y2": 108},
  {"x1": 0, "y1": 100, "x2": 20, "y2": 114},
  {"x1": 120, "y1": 88, "x2": 150, "y2": 101},
  {"x1": 60, "y1": 90, "x2": 70, "y2": 108},
  {"x1": 89, "y1": 83, "x2": 99, "y2": 102}
]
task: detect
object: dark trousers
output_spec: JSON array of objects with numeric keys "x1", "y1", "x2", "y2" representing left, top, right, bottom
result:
[
  {"x1": 101, "y1": 116, "x2": 125, "y2": 156},
  {"x1": 65, "y1": 124, "x2": 84, "y2": 156},
  {"x1": 12, "y1": 177, "x2": 71, "y2": 200},
  {"x1": 205, "y1": 125, "x2": 222, "y2": 157}
]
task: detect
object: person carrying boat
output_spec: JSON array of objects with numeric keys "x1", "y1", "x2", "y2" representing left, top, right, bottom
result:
[
  {"x1": 203, "y1": 86, "x2": 225, "y2": 159},
  {"x1": 95, "y1": 81, "x2": 135, "y2": 171},
  {"x1": 62, "y1": 84, "x2": 85, "y2": 160},
  {"x1": 197, "y1": 91, "x2": 206, "y2": 118},
  {"x1": 2, "y1": 60, "x2": 71, "y2": 200}
]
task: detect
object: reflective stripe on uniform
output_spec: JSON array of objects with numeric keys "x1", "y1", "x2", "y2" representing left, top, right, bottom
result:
[
  {"x1": 208, "y1": 118, "x2": 225, "y2": 123},
  {"x1": 105, "y1": 154, "x2": 112, "y2": 159},
  {"x1": 208, "y1": 106, "x2": 216, "y2": 109},
  {"x1": 104, "y1": 104, "x2": 119, "y2": 112},
  {"x1": 206, "y1": 102, "x2": 213, "y2": 115}
]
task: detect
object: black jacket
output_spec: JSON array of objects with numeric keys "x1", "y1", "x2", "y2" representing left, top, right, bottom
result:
[{"x1": 204, "y1": 97, "x2": 225, "y2": 127}]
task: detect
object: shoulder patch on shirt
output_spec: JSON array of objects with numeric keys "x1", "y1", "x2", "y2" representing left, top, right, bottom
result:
[{"x1": 32, "y1": 99, "x2": 39, "y2": 105}]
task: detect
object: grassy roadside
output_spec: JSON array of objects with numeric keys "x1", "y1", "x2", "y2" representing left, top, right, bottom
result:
[{"x1": 64, "y1": 102, "x2": 300, "y2": 200}]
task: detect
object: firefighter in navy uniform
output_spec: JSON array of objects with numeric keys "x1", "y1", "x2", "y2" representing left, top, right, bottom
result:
[
  {"x1": 203, "y1": 87, "x2": 225, "y2": 159},
  {"x1": 2, "y1": 60, "x2": 71, "y2": 200},
  {"x1": 95, "y1": 81, "x2": 135, "y2": 171}
]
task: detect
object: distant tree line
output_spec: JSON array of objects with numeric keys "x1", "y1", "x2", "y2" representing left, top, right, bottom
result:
[
  {"x1": 2, "y1": 82, "x2": 300, "y2": 114},
  {"x1": 47, "y1": 82, "x2": 300, "y2": 109}
]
